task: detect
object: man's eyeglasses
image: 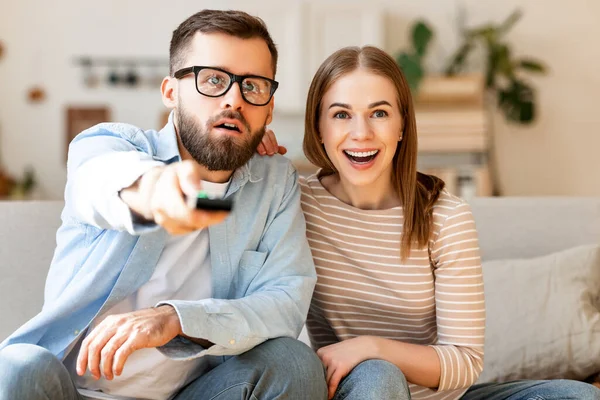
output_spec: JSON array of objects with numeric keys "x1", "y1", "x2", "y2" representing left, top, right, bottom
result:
[{"x1": 173, "y1": 66, "x2": 278, "y2": 106}]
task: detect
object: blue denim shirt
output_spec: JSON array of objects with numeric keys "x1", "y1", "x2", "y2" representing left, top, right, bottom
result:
[{"x1": 0, "y1": 115, "x2": 316, "y2": 361}]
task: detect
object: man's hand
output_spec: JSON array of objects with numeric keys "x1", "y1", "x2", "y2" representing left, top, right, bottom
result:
[
  {"x1": 317, "y1": 336, "x2": 378, "y2": 399},
  {"x1": 120, "y1": 160, "x2": 230, "y2": 235},
  {"x1": 76, "y1": 306, "x2": 182, "y2": 380},
  {"x1": 257, "y1": 129, "x2": 287, "y2": 156}
]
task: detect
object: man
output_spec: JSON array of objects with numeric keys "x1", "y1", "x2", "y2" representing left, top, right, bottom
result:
[{"x1": 0, "y1": 9, "x2": 327, "y2": 400}]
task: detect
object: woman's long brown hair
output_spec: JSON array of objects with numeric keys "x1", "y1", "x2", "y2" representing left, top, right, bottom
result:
[{"x1": 303, "y1": 46, "x2": 445, "y2": 259}]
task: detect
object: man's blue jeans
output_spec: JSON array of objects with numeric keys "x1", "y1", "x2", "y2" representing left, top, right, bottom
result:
[{"x1": 0, "y1": 337, "x2": 328, "y2": 400}]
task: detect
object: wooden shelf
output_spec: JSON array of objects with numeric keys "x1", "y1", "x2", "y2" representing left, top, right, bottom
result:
[
  {"x1": 416, "y1": 108, "x2": 488, "y2": 153},
  {"x1": 415, "y1": 74, "x2": 484, "y2": 106},
  {"x1": 414, "y1": 74, "x2": 492, "y2": 197}
]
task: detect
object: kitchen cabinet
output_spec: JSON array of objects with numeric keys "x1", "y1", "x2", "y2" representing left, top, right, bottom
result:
[{"x1": 236, "y1": 2, "x2": 384, "y2": 114}]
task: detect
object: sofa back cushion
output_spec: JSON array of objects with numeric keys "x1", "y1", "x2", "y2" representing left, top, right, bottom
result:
[
  {"x1": 478, "y1": 245, "x2": 600, "y2": 383},
  {"x1": 0, "y1": 201, "x2": 63, "y2": 341},
  {"x1": 470, "y1": 197, "x2": 600, "y2": 261}
]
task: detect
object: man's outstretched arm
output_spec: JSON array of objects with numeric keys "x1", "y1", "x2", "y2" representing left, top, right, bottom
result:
[{"x1": 67, "y1": 125, "x2": 228, "y2": 235}]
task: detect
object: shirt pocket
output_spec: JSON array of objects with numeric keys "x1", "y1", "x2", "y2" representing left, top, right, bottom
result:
[{"x1": 239, "y1": 250, "x2": 267, "y2": 271}]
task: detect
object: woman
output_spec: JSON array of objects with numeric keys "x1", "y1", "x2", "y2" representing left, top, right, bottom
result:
[{"x1": 260, "y1": 46, "x2": 600, "y2": 400}]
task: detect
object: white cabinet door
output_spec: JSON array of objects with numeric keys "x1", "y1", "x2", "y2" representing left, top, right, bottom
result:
[
  {"x1": 305, "y1": 3, "x2": 385, "y2": 78},
  {"x1": 255, "y1": 4, "x2": 305, "y2": 114},
  {"x1": 222, "y1": 2, "x2": 306, "y2": 114}
]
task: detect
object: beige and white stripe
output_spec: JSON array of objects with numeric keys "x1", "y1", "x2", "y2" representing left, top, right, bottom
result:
[{"x1": 301, "y1": 174, "x2": 485, "y2": 400}]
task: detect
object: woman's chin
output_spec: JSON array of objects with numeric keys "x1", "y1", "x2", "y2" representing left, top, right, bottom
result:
[{"x1": 340, "y1": 171, "x2": 380, "y2": 188}]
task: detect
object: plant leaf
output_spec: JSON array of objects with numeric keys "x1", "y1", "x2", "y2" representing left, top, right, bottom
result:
[
  {"x1": 518, "y1": 59, "x2": 547, "y2": 74},
  {"x1": 498, "y1": 79, "x2": 535, "y2": 123},
  {"x1": 519, "y1": 100, "x2": 535, "y2": 123},
  {"x1": 396, "y1": 53, "x2": 424, "y2": 91},
  {"x1": 413, "y1": 21, "x2": 433, "y2": 57},
  {"x1": 498, "y1": 9, "x2": 523, "y2": 36},
  {"x1": 467, "y1": 24, "x2": 493, "y2": 38},
  {"x1": 444, "y1": 41, "x2": 474, "y2": 76},
  {"x1": 497, "y1": 44, "x2": 514, "y2": 78},
  {"x1": 486, "y1": 48, "x2": 498, "y2": 88}
]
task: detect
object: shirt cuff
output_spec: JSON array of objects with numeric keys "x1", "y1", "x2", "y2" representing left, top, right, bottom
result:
[{"x1": 74, "y1": 152, "x2": 164, "y2": 234}]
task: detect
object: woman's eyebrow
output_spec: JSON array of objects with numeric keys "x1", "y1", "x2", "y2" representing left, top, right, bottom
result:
[
  {"x1": 328, "y1": 100, "x2": 392, "y2": 110},
  {"x1": 368, "y1": 100, "x2": 392, "y2": 108},
  {"x1": 328, "y1": 102, "x2": 352, "y2": 110}
]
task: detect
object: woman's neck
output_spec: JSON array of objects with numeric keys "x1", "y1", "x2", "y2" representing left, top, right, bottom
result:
[{"x1": 321, "y1": 173, "x2": 400, "y2": 210}]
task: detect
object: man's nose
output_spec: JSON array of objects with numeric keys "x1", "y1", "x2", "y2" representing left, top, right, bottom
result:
[{"x1": 220, "y1": 81, "x2": 245, "y2": 111}]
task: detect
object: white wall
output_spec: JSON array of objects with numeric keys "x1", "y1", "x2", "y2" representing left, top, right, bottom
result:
[{"x1": 1, "y1": 0, "x2": 599, "y2": 198}]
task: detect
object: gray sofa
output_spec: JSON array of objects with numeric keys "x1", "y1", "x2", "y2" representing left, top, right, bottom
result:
[{"x1": 2, "y1": 198, "x2": 600, "y2": 384}]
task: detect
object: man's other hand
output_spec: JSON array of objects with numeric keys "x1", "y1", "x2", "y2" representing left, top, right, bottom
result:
[
  {"x1": 76, "y1": 306, "x2": 181, "y2": 380},
  {"x1": 257, "y1": 129, "x2": 287, "y2": 156}
]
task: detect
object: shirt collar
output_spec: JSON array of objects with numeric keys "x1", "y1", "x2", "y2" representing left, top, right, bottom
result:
[{"x1": 155, "y1": 110, "x2": 182, "y2": 163}]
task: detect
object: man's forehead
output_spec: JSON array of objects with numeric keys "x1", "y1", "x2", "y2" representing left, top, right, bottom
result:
[{"x1": 185, "y1": 32, "x2": 274, "y2": 78}]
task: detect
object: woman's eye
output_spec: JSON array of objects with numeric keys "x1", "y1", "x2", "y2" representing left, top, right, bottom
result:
[
  {"x1": 208, "y1": 76, "x2": 223, "y2": 85},
  {"x1": 333, "y1": 111, "x2": 349, "y2": 119},
  {"x1": 373, "y1": 110, "x2": 388, "y2": 118}
]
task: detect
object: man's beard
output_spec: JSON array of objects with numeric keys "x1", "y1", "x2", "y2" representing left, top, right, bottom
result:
[{"x1": 176, "y1": 107, "x2": 266, "y2": 171}]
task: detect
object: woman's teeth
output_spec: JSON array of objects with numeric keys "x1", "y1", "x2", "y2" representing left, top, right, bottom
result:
[
  {"x1": 344, "y1": 150, "x2": 378, "y2": 157},
  {"x1": 343, "y1": 150, "x2": 379, "y2": 164}
]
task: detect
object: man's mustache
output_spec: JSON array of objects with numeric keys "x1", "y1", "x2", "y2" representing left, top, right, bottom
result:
[{"x1": 207, "y1": 110, "x2": 251, "y2": 134}]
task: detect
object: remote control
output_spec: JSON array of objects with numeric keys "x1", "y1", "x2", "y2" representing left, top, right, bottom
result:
[{"x1": 187, "y1": 190, "x2": 234, "y2": 212}]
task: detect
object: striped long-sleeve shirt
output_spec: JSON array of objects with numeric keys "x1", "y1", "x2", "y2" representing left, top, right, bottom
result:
[{"x1": 301, "y1": 174, "x2": 485, "y2": 400}]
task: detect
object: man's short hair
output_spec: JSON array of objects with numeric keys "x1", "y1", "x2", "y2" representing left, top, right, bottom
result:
[{"x1": 169, "y1": 9, "x2": 278, "y2": 77}]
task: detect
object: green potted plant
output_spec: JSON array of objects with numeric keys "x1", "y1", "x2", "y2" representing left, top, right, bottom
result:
[
  {"x1": 396, "y1": 20, "x2": 485, "y2": 106},
  {"x1": 444, "y1": 9, "x2": 547, "y2": 124},
  {"x1": 395, "y1": 20, "x2": 433, "y2": 93},
  {"x1": 396, "y1": 10, "x2": 547, "y2": 124}
]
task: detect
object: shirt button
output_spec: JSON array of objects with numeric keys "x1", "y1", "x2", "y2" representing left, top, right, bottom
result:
[
  {"x1": 229, "y1": 339, "x2": 236, "y2": 345},
  {"x1": 74, "y1": 330, "x2": 80, "y2": 335}
]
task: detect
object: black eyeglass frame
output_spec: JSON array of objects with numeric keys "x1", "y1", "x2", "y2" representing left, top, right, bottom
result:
[{"x1": 173, "y1": 66, "x2": 279, "y2": 106}]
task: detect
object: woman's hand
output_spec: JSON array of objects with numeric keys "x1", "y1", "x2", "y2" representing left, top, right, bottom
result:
[
  {"x1": 257, "y1": 128, "x2": 287, "y2": 156},
  {"x1": 317, "y1": 336, "x2": 379, "y2": 399}
]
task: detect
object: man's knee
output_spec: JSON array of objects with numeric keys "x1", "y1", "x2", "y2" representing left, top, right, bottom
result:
[
  {"x1": 0, "y1": 344, "x2": 59, "y2": 381},
  {"x1": 261, "y1": 338, "x2": 322, "y2": 374},
  {"x1": 246, "y1": 337, "x2": 327, "y2": 398},
  {"x1": 0, "y1": 344, "x2": 66, "y2": 399}
]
